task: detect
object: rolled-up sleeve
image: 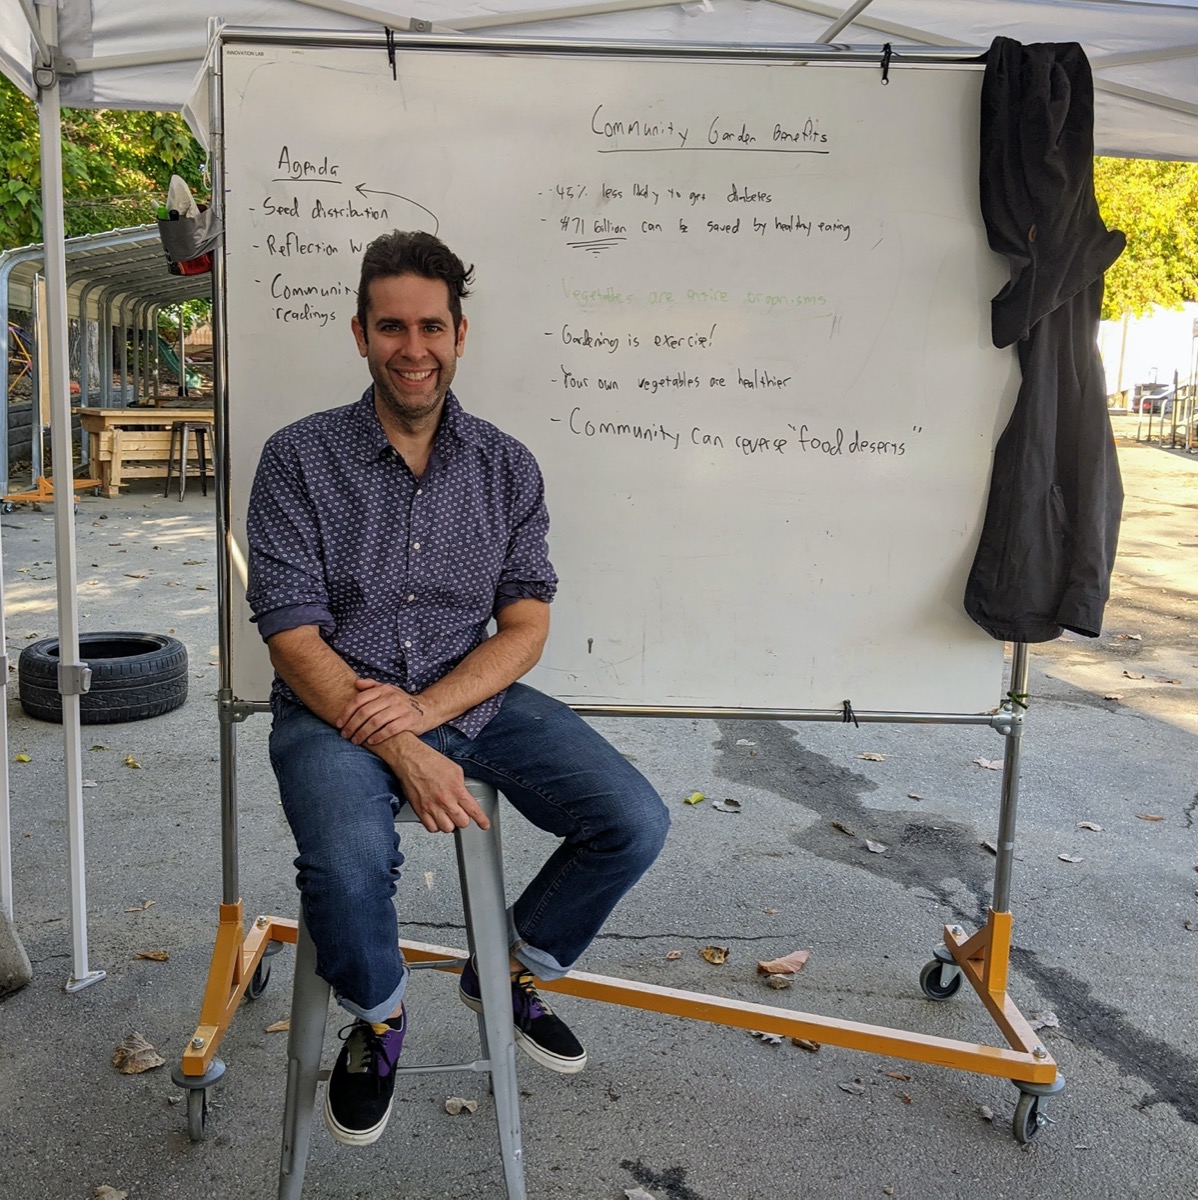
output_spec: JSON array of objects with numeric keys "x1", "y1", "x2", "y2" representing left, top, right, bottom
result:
[
  {"x1": 494, "y1": 450, "x2": 557, "y2": 615},
  {"x1": 246, "y1": 433, "x2": 335, "y2": 641}
]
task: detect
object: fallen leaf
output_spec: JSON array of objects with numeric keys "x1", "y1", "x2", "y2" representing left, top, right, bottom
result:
[
  {"x1": 94, "y1": 1188, "x2": 128, "y2": 1200},
  {"x1": 699, "y1": 945, "x2": 729, "y2": 965},
  {"x1": 1183, "y1": 919, "x2": 1198, "y2": 932},
  {"x1": 123, "y1": 754, "x2": 141, "y2": 769},
  {"x1": 749, "y1": 1030, "x2": 783, "y2": 1045},
  {"x1": 857, "y1": 752, "x2": 886, "y2": 762},
  {"x1": 712, "y1": 798, "x2": 742, "y2": 813},
  {"x1": 1122, "y1": 670, "x2": 1145, "y2": 680},
  {"x1": 1077, "y1": 821, "x2": 1103, "y2": 832},
  {"x1": 908, "y1": 792, "x2": 923, "y2": 801},
  {"x1": 973, "y1": 757, "x2": 1003, "y2": 771},
  {"x1": 196, "y1": 584, "x2": 209, "y2": 591},
  {"x1": 764, "y1": 974, "x2": 792, "y2": 989},
  {"x1": 625, "y1": 1189, "x2": 658, "y2": 1200},
  {"x1": 831, "y1": 820, "x2": 855, "y2": 836},
  {"x1": 735, "y1": 738, "x2": 756, "y2": 747},
  {"x1": 265, "y1": 1018, "x2": 291, "y2": 1033},
  {"x1": 82, "y1": 779, "x2": 99, "y2": 788},
  {"x1": 881, "y1": 1071, "x2": 911, "y2": 1081},
  {"x1": 1115, "y1": 632, "x2": 1142, "y2": 641},
  {"x1": 838, "y1": 1081, "x2": 866, "y2": 1095},
  {"x1": 763, "y1": 908, "x2": 779, "y2": 915},
  {"x1": 791, "y1": 1037, "x2": 820, "y2": 1052},
  {"x1": 683, "y1": 791, "x2": 705, "y2": 806},
  {"x1": 981, "y1": 840, "x2": 998, "y2": 855},
  {"x1": 757, "y1": 949, "x2": 811, "y2": 975},
  {"x1": 1136, "y1": 814, "x2": 1165, "y2": 822},
  {"x1": 1156, "y1": 677, "x2": 1181, "y2": 685},
  {"x1": 90, "y1": 744, "x2": 108, "y2": 751},
  {"x1": 901, "y1": 1093, "x2": 913, "y2": 1104},
  {"x1": 14, "y1": 753, "x2": 30, "y2": 763},
  {"x1": 424, "y1": 871, "x2": 435, "y2": 890},
  {"x1": 444, "y1": 1097, "x2": 478, "y2": 1115},
  {"x1": 1029, "y1": 1010, "x2": 1060, "y2": 1030},
  {"x1": 123, "y1": 899, "x2": 155, "y2": 912},
  {"x1": 865, "y1": 839, "x2": 888, "y2": 854},
  {"x1": 124, "y1": 572, "x2": 147, "y2": 579},
  {"x1": 664, "y1": 949, "x2": 683, "y2": 960},
  {"x1": 112, "y1": 1031, "x2": 166, "y2": 1074},
  {"x1": 884, "y1": 1189, "x2": 895, "y2": 1197},
  {"x1": 979, "y1": 1105, "x2": 995, "y2": 1122},
  {"x1": 183, "y1": 559, "x2": 206, "y2": 565},
  {"x1": 1058, "y1": 853, "x2": 1083, "y2": 863},
  {"x1": 133, "y1": 950, "x2": 169, "y2": 962},
  {"x1": 1103, "y1": 694, "x2": 1124, "y2": 701}
]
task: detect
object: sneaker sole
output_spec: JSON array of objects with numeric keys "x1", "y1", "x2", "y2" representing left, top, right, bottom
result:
[
  {"x1": 459, "y1": 988, "x2": 588, "y2": 1075},
  {"x1": 323, "y1": 1090, "x2": 394, "y2": 1146}
]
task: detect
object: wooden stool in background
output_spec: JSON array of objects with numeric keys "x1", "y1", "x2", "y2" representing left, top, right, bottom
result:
[{"x1": 164, "y1": 420, "x2": 214, "y2": 500}]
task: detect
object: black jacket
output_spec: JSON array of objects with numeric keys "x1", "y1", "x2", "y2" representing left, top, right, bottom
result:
[{"x1": 964, "y1": 37, "x2": 1125, "y2": 642}]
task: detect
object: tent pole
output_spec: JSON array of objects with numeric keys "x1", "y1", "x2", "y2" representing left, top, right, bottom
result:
[{"x1": 35, "y1": 0, "x2": 104, "y2": 993}]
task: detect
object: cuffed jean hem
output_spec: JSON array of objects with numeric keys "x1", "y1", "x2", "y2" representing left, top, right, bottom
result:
[
  {"x1": 508, "y1": 913, "x2": 568, "y2": 981},
  {"x1": 335, "y1": 963, "x2": 409, "y2": 1024}
]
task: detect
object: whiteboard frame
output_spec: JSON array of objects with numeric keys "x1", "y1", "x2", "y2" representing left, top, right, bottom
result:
[{"x1": 211, "y1": 27, "x2": 1011, "y2": 728}]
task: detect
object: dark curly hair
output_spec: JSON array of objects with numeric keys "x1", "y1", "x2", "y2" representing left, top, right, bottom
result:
[{"x1": 356, "y1": 230, "x2": 475, "y2": 334}]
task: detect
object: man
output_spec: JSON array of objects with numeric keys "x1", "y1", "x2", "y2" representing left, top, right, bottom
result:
[{"x1": 247, "y1": 230, "x2": 669, "y2": 1147}]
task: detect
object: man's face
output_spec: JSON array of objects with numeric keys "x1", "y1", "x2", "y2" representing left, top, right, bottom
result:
[{"x1": 351, "y1": 273, "x2": 467, "y2": 428}]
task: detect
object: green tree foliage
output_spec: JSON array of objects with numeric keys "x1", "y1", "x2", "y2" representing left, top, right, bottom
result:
[
  {"x1": 1094, "y1": 157, "x2": 1198, "y2": 320},
  {"x1": 0, "y1": 74, "x2": 207, "y2": 248}
]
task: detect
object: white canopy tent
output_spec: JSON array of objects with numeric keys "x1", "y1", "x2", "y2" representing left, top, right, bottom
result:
[{"x1": 0, "y1": 0, "x2": 1195, "y2": 992}]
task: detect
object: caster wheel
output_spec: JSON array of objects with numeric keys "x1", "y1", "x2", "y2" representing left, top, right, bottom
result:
[
  {"x1": 1013, "y1": 1091, "x2": 1044, "y2": 1143},
  {"x1": 245, "y1": 957, "x2": 271, "y2": 1001},
  {"x1": 919, "y1": 958, "x2": 963, "y2": 1000},
  {"x1": 186, "y1": 1087, "x2": 209, "y2": 1141},
  {"x1": 2, "y1": 503, "x2": 13, "y2": 514}
]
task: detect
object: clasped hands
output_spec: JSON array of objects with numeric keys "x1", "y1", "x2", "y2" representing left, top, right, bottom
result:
[{"x1": 337, "y1": 678, "x2": 490, "y2": 834}]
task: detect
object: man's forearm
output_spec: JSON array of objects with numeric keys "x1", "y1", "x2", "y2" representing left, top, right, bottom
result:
[{"x1": 267, "y1": 625, "x2": 362, "y2": 726}]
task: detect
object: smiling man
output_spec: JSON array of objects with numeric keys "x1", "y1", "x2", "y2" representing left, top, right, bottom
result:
[{"x1": 246, "y1": 230, "x2": 668, "y2": 1148}]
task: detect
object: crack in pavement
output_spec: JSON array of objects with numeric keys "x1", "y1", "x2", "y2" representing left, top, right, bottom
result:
[{"x1": 713, "y1": 717, "x2": 1198, "y2": 1127}]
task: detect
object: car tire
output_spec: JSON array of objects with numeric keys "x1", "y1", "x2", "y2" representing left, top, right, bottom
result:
[{"x1": 18, "y1": 631, "x2": 188, "y2": 724}]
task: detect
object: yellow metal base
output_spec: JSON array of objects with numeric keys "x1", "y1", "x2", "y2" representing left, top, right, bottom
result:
[
  {"x1": 181, "y1": 901, "x2": 1056, "y2": 1089},
  {"x1": 2, "y1": 473, "x2": 102, "y2": 506}
]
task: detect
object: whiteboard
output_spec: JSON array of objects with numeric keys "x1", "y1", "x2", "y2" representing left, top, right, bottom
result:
[{"x1": 220, "y1": 38, "x2": 1018, "y2": 713}]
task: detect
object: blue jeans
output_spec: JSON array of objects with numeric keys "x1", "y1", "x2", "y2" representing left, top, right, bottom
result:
[{"x1": 269, "y1": 683, "x2": 669, "y2": 1023}]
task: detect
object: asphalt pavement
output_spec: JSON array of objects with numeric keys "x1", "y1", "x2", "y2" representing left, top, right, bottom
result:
[{"x1": 0, "y1": 421, "x2": 1195, "y2": 1200}]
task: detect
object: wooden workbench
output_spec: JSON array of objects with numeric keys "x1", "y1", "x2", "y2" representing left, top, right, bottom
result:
[{"x1": 75, "y1": 406, "x2": 215, "y2": 498}]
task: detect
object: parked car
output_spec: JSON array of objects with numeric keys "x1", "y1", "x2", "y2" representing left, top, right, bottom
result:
[{"x1": 1138, "y1": 384, "x2": 1175, "y2": 414}]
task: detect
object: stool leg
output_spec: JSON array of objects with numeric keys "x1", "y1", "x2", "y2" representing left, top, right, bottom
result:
[
  {"x1": 279, "y1": 917, "x2": 330, "y2": 1200},
  {"x1": 197, "y1": 428, "x2": 208, "y2": 497},
  {"x1": 163, "y1": 424, "x2": 177, "y2": 498},
  {"x1": 178, "y1": 425, "x2": 189, "y2": 501},
  {"x1": 457, "y1": 784, "x2": 527, "y2": 1200}
]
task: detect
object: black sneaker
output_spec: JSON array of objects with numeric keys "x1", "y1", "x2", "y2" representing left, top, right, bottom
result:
[
  {"x1": 323, "y1": 1013, "x2": 406, "y2": 1146},
  {"x1": 459, "y1": 958, "x2": 587, "y2": 1074}
]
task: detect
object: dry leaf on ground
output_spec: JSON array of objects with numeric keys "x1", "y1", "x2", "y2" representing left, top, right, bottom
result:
[
  {"x1": 979, "y1": 1105, "x2": 995, "y2": 1122},
  {"x1": 880, "y1": 1071, "x2": 911, "y2": 1081},
  {"x1": 1122, "y1": 670, "x2": 1146, "y2": 680},
  {"x1": 712, "y1": 798, "x2": 742, "y2": 813},
  {"x1": 625, "y1": 1189, "x2": 658, "y2": 1200},
  {"x1": 94, "y1": 1188, "x2": 128, "y2": 1200},
  {"x1": 1115, "y1": 632, "x2": 1142, "y2": 641},
  {"x1": 123, "y1": 754, "x2": 141, "y2": 769},
  {"x1": 14, "y1": 753, "x2": 30, "y2": 763},
  {"x1": 1183, "y1": 919, "x2": 1198, "y2": 932},
  {"x1": 1030, "y1": 1011, "x2": 1060, "y2": 1030},
  {"x1": 112, "y1": 1031, "x2": 166, "y2": 1075},
  {"x1": 735, "y1": 739, "x2": 756, "y2": 747},
  {"x1": 82, "y1": 779, "x2": 99, "y2": 788},
  {"x1": 1136, "y1": 813, "x2": 1165, "y2": 822},
  {"x1": 865, "y1": 839, "x2": 888, "y2": 854},
  {"x1": 791, "y1": 1037, "x2": 820, "y2": 1052},
  {"x1": 749, "y1": 1031, "x2": 783, "y2": 1045},
  {"x1": 973, "y1": 757, "x2": 1003, "y2": 771},
  {"x1": 699, "y1": 945, "x2": 729, "y2": 965},
  {"x1": 831, "y1": 820, "x2": 855, "y2": 836},
  {"x1": 857, "y1": 752, "x2": 886, "y2": 762},
  {"x1": 838, "y1": 1081, "x2": 866, "y2": 1095},
  {"x1": 908, "y1": 793, "x2": 924, "y2": 801},
  {"x1": 981, "y1": 840, "x2": 998, "y2": 855},
  {"x1": 1058, "y1": 853, "x2": 1083, "y2": 863},
  {"x1": 133, "y1": 950, "x2": 169, "y2": 962},
  {"x1": 266, "y1": 1019, "x2": 291, "y2": 1033},
  {"x1": 1077, "y1": 821, "x2": 1103, "y2": 832},
  {"x1": 764, "y1": 974, "x2": 791, "y2": 989},
  {"x1": 757, "y1": 949, "x2": 811, "y2": 975},
  {"x1": 123, "y1": 899, "x2": 155, "y2": 913},
  {"x1": 1103, "y1": 694, "x2": 1124, "y2": 701},
  {"x1": 444, "y1": 1097, "x2": 478, "y2": 1115},
  {"x1": 683, "y1": 791, "x2": 705, "y2": 806},
  {"x1": 664, "y1": 949, "x2": 683, "y2": 960}
]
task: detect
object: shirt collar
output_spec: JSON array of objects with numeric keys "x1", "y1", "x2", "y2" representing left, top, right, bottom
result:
[{"x1": 349, "y1": 387, "x2": 477, "y2": 464}]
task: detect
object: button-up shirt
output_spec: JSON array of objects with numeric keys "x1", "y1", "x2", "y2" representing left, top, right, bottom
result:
[{"x1": 246, "y1": 388, "x2": 557, "y2": 737}]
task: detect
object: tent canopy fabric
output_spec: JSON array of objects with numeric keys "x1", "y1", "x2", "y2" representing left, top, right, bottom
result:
[{"x1": 0, "y1": 0, "x2": 1196, "y2": 161}]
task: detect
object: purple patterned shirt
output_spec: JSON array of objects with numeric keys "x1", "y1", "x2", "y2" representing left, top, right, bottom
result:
[{"x1": 246, "y1": 388, "x2": 557, "y2": 738}]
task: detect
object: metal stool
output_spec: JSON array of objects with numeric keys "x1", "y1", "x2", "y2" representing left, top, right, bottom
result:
[
  {"x1": 277, "y1": 780, "x2": 526, "y2": 1200},
  {"x1": 164, "y1": 420, "x2": 214, "y2": 500}
]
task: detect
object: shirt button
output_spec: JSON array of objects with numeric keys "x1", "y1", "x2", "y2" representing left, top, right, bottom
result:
[
  {"x1": 412, "y1": 541, "x2": 420, "y2": 550},
  {"x1": 404, "y1": 639, "x2": 412, "y2": 648},
  {"x1": 416, "y1": 488, "x2": 423, "y2": 496},
  {"x1": 407, "y1": 594, "x2": 415, "y2": 602}
]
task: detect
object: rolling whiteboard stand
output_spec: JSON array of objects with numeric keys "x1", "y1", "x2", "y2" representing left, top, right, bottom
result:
[{"x1": 175, "y1": 28, "x2": 1062, "y2": 1155}]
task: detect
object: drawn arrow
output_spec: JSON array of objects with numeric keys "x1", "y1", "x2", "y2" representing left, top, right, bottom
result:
[{"x1": 355, "y1": 184, "x2": 440, "y2": 234}]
